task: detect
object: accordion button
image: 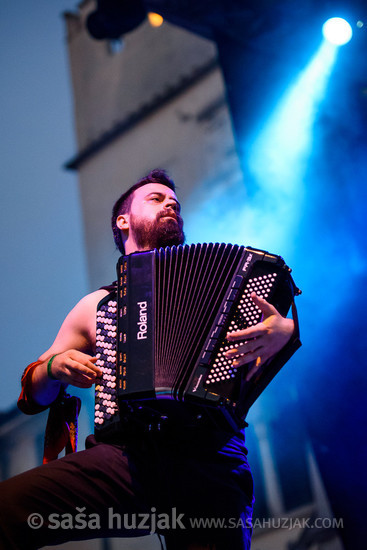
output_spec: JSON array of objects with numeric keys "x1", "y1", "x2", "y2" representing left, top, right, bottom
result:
[
  {"x1": 211, "y1": 326, "x2": 222, "y2": 339},
  {"x1": 201, "y1": 351, "x2": 212, "y2": 364},
  {"x1": 232, "y1": 275, "x2": 243, "y2": 289},
  {"x1": 227, "y1": 288, "x2": 238, "y2": 301},
  {"x1": 205, "y1": 339, "x2": 217, "y2": 352},
  {"x1": 222, "y1": 301, "x2": 233, "y2": 314},
  {"x1": 217, "y1": 313, "x2": 228, "y2": 326}
]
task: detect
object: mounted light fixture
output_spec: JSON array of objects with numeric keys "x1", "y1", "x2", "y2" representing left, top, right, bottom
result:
[
  {"x1": 148, "y1": 12, "x2": 164, "y2": 28},
  {"x1": 86, "y1": 0, "x2": 147, "y2": 40},
  {"x1": 322, "y1": 17, "x2": 353, "y2": 46}
]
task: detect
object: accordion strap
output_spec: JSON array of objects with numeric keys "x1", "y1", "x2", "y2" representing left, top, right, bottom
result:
[
  {"x1": 291, "y1": 299, "x2": 301, "y2": 341},
  {"x1": 43, "y1": 391, "x2": 81, "y2": 464}
]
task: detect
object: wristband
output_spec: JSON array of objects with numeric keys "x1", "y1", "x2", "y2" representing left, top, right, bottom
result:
[{"x1": 47, "y1": 355, "x2": 59, "y2": 380}]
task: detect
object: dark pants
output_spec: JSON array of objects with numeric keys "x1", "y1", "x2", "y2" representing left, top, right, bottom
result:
[{"x1": 0, "y1": 431, "x2": 253, "y2": 550}]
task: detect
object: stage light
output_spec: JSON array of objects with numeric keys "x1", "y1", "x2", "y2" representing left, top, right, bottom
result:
[
  {"x1": 322, "y1": 17, "x2": 353, "y2": 46},
  {"x1": 148, "y1": 13, "x2": 164, "y2": 27},
  {"x1": 86, "y1": 0, "x2": 146, "y2": 40}
]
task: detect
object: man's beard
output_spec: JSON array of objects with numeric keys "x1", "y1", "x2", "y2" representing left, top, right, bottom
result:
[{"x1": 129, "y1": 211, "x2": 185, "y2": 251}]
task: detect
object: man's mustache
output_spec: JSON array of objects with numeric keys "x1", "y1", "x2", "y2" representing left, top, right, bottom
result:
[{"x1": 157, "y1": 210, "x2": 183, "y2": 226}]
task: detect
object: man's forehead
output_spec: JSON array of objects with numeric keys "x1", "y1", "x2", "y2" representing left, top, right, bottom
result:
[{"x1": 133, "y1": 183, "x2": 178, "y2": 201}]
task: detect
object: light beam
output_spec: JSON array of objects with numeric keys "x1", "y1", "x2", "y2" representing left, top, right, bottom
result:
[{"x1": 246, "y1": 40, "x2": 338, "y2": 253}]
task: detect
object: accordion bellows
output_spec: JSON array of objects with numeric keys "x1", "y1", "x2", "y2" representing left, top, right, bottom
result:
[{"x1": 95, "y1": 243, "x2": 300, "y2": 438}]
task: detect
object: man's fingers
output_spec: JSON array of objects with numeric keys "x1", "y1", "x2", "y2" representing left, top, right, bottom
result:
[
  {"x1": 231, "y1": 348, "x2": 263, "y2": 366},
  {"x1": 226, "y1": 293, "x2": 277, "y2": 343},
  {"x1": 84, "y1": 359, "x2": 102, "y2": 376},
  {"x1": 227, "y1": 327, "x2": 263, "y2": 341},
  {"x1": 60, "y1": 365, "x2": 98, "y2": 387},
  {"x1": 225, "y1": 341, "x2": 262, "y2": 358},
  {"x1": 67, "y1": 351, "x2": 102, "y2": 376},
  {"x1": 51, "y1": 350, "x2": 103, "y2": 385},
  {"x1": 250, "y1": 292, "x2": 277, "y2": 317},
  {"x1": 67, "y1": 359, "x2": 102, "y2": 378}
]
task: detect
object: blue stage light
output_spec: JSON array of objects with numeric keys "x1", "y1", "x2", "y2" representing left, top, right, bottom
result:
[{"x1": 322, "y1": 17, "x2": 353, "y2": 46}]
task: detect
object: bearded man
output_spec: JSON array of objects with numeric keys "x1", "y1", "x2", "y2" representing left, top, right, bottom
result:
[{"x1": 0, "y1": 170, "x2": 298, "y2": 550}]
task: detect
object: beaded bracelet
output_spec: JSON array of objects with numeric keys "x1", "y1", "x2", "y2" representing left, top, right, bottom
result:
[{"x1": 47, "y1": 354, "x2": 59, "y2": 380}]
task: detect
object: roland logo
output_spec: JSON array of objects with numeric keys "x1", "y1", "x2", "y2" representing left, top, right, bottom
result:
[
  {"x1": 137, "y1": 301, "x2": 148, "y2": 340},
  {"x1": 242, "y1": 253, "x2": 253, "y2": 273}
]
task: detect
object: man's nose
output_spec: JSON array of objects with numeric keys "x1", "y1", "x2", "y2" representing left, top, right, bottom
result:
[{"x1": 164, "y1": 199, "x2": 178, "y2": 212}]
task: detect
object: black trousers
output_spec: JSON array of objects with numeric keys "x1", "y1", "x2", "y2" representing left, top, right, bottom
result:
[{"x1": 0, "y1": 431, "x2": 253, "y2": 550}]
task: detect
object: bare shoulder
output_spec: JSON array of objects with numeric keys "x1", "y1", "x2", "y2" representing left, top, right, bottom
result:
[
  {"x1": 64, "y1": 289, "x2": 110, "y2": 340},
  {"x1": 39, "y1": 289, "x2": 110, "y2": 360},
  {"x1": 74, "y1": 289, "x2": 111, "y2": 314}
]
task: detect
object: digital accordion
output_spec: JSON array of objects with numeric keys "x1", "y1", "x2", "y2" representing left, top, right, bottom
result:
[{"x1": 94, "y1": 243, "x2": 301, "y2": 438}]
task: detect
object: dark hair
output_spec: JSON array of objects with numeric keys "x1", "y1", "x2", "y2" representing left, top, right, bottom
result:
[{"x1": 111, "y1": 169, "x2": 176, "y2": 254}]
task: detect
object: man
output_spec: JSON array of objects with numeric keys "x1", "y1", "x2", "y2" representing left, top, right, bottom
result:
[{"x1": 0, "y1": 170, "x2": 298, "y2": 550}]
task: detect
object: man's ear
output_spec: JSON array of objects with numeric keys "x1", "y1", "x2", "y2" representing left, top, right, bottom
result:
[{"x1": 116, "y1": 214, "x2": 129, "y2": 231}]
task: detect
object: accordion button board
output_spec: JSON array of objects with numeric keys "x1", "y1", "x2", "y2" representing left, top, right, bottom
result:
[
  {"x1": 95, "y1": 243, "x2": 300, "y2": 437},
  {"x1": 95, "y1": 298, "x2": 120, "y2": 436}
]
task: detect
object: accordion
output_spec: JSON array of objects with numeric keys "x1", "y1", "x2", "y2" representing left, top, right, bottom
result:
[{"x1": 94, "y1": 243, "x2": 301, "y2": 438}]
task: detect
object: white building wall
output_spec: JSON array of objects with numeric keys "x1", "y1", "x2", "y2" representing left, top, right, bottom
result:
[
  {"x1": 76, "y1": 67, "x2": 241, "y2": 289},
  {"x1": 65, "y1": 1, "x2": 218, "y2": 152}
]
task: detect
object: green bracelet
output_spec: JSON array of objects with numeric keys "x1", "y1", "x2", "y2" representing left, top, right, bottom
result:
[{"x1": 47, "y1": 355, "x2": 59, "y2": 380}]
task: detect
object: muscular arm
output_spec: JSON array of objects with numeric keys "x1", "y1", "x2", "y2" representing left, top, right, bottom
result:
[{"x1": 29, "y1": 290, "x2": 108, "y2": 406}]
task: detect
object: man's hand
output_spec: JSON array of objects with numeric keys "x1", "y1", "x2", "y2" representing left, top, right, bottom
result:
[
  {"x1": 48, "y1": 350, "x2": 102, "y2": 388},
  {"x1": 225, "y1": 292, "x2": 294, "y2": 381}
]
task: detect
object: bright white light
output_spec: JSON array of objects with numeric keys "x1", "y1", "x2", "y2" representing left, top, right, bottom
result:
[{"x1": 322, "y1": 17, "x2": 353, "y2": 46}]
